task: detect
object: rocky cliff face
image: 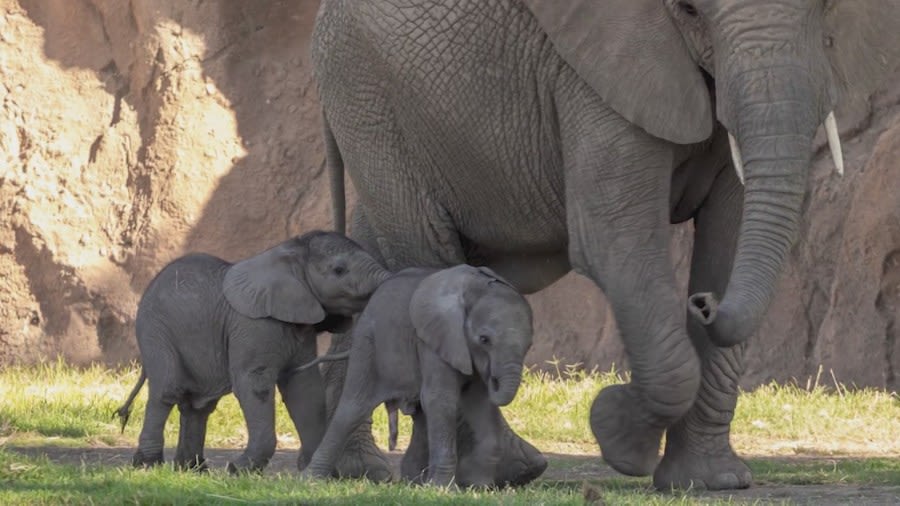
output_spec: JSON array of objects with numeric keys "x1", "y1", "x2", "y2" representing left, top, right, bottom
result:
[
  {"x1": 1, "y1": 0, "x2": 898, "y2": 390},
  {"x1": 1, "y1": 0, "x2": 330, "y2": 363}
]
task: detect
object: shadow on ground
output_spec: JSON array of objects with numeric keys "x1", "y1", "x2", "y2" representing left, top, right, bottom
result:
[{"x1": 6, "y1": 446, "x2": 900, "y2": 505}]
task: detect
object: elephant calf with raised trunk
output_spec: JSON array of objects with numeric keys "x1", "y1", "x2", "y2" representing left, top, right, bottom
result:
[
  {"x1": 298, "y1": 265, "x2": 543, "y2": 487},
  {"x1": 114, "y1": 231, "x2": 389, "y2": 474}
]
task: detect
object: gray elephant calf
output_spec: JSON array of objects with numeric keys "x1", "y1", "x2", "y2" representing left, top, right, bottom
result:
[
  {"x1": 114, "y1": 231, "x2": 389, "y2": 473},
  {"x1": 299, "y1": 264, "x2": 539, "y2": 487}
]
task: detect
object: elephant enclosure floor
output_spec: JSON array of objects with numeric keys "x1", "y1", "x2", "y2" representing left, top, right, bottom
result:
[{"x1": 7, "y1": 446, "x2": 900, "y2": 505}]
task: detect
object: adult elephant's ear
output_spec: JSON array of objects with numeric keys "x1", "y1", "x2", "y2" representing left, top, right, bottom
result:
[
  {"x1": 223, "y1": 241, "x2": 326, "y2": 324},
  {"x1": 824, "y1": 0, "x2": 900, "y2": 102},
  {"x1": 523, "y1": 0, "x2": 712, "y2": 144},
  {"x1": 410, "y1": 266, "x2": 476, "y2": 376}
]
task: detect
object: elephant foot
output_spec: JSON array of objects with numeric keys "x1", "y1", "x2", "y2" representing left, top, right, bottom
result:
[
  {"x1": 400, "y1": 451, "x2": 427, "y2": 485},
  {"x1": 454, "y1": 414, "x2": 547, "y2": 487},
  {"x1": 490, "y1": 425, "x2": 547, "y2": 487},
  {"x1": 590, "y1": 384, "x2": 664, "y2": 476},
  {"x1": 296, "y1": 448, "x2": 311, "y2": 472},
  {"x1": 400, "y1": 416, "x2": 545, "y2": 488},
  {"x1": 299, "y1": 468, "x2": 329, "y2": 481},
  {"x1": 131, "y1": 449, "x2": 163, "y2": 468},
  {"x1": 456, "y1": 452, "x2": 497, "y2": 489},
  {"x1": 226, "y1": 455, "x2": 267, "y2": 475},
  {"x1": 653, "y1": 426, "x2": 751, "y2": 490},
  {"x1": 174, "y1": 455, "x2": 208, "y2": 473},
  {"x1": 332, "y1": 429, "x2": 394, "y2": 482}
]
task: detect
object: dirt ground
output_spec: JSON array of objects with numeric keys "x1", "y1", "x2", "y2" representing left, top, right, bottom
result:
[{"x1": 6, "y1": 446, "x2": 900, "y2": 505}]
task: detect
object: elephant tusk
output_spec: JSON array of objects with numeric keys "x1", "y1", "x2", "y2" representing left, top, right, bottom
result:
[
  {"x1": 824, "y1": 111, "x2": 844, "y2": 176},
  {"x1": 728, "y1": 132, "x2": 745, "y2": 185}
]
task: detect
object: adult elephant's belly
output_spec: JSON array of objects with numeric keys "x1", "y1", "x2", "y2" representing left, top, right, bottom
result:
[
  {"x1": 420, "y1": 98, "x2": 571, "y2": 293},
  {"x1": 473, "y1": 246, "x2": 572, "y2": 295},
  {"x1": 455, "y1": 193, "x2": 567, "y2": 254},
  {"x1": 449, "y1": 177, "x2": 572, "y2": 294},
  {"x1": 423, "y1": 102, "x2": 569, "y2": 255}
]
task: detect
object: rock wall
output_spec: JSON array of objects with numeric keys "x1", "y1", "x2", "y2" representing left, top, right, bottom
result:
[
  {"x1": 1, "y1": 0, "x2": 330, "y2": 363},
  {"x1": 1, "y1": 0, "x2": 898, "y2": 390}
]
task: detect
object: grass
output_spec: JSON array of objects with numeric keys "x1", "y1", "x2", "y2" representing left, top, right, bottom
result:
[
  {"x1": 0, "y1": 449, "x2": 586, "y2": 506},
  {"x1": 731, "y1": 366, "x2": 900, "y2": 457},
  {"x1": 749, "y1": 458, "x2": 900, "y2": 486},
  {"x1": 2, "y1": 448, "x2": 899, "y2": 505},
  {"x1": 1, "y1": 359, "x2": 899, "y2": 504}
]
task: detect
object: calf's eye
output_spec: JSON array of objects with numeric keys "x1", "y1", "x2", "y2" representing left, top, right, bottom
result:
[{"x1": 678, "y1": 1, "x2": 698, "y2": 16}]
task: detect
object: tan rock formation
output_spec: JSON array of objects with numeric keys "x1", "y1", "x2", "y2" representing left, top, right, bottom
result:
[{"x1": 1, "y1": 0, "x2": 898, "y2": 390}]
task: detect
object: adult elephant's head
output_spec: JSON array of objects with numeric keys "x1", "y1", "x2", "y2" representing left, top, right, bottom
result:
[{"x1": 525, "y1": 0, "x2": 900, "y2": 346}]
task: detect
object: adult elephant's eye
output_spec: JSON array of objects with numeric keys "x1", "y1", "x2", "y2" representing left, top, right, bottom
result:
[
  {"x1": 678, "y1": 1, "x2": 698, "y2": 17},
  {"x1": 478, "y1": 335, "x2": 491, "y2": 345},
  {"x1": 332, "y1": 265, "x2": 347, "y2": 276}
]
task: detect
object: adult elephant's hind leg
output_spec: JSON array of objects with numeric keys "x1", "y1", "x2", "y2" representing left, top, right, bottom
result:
[
  {"x1": 458, "y1": 412, "x2": 545, "y2": 487},
  {"x1": 320, "y1": 209, "x2": 393, "y2": 481},
  {"x1": 491, "y1": 418, "x2": 547, "y2": 486},
  {"x1": 654, "y1": 169, "x2": 752, "y2": 491}
]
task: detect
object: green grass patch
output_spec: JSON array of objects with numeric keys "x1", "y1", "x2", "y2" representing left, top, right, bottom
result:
[
  {"x1": 2, "y1": 360, "x2": 900, "y2": 504},
  {"x1": 732, "y1": 367, "x2": 900, "y2": 456},
  {"x1": 2, "y1": 359, "x2": 900, "y2": 456},
  {"x1": 0, "y1": 448, "x2": 770, "y2": 505},
  {"x1": 0, "y1": 359, "x2": 414, "y2": 451},
  {"x1": 749, "y1": 458, "x2": 900, "y2": 486},
  {"x1": 6, "y1": 448, "x2": 899, "y2": 505}
]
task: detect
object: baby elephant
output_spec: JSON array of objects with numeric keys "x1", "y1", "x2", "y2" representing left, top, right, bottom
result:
[
  {"x1": 114, "y1": 231, "x2": 388, "y2": 473},
  {"x1": 300, "y1": 264, "x2": 535, "y2": 487}
]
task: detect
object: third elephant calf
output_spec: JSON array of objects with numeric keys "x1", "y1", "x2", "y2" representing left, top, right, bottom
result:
[
  {"x1": 299, "y1": 264, "x2": 542, "y2": 487},
  {"x1": 114, "y1": 231, "x2": 389, "y2": 474}
]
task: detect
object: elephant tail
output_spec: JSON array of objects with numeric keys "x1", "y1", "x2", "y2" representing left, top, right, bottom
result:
[
  {"x1": 324, "y1": 113, "x2": 346, "y2": 234},
  {"x1": 113, "y1": 368, "x2": 146, "y2": 434},
  {"x1": 292, "y1": 350, "x2": 351, "y2": 374}
]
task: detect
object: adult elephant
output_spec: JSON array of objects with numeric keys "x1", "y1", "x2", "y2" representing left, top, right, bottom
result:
[{"x1": 311, "y1": 0, "x2": 899, "y2": 490}]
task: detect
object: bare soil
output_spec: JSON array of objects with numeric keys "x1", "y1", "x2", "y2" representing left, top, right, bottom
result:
[{"x1": 6, "y1": 446, "x2": 900, "y2": 505}]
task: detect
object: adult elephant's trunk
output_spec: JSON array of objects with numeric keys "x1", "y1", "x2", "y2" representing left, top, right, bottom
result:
[
  {"x1": 489, "y1": 362, "x2": 524, "y2": 407},
  {"x1": 689, "y1": 48, "x2": 836, "y2": 347}
]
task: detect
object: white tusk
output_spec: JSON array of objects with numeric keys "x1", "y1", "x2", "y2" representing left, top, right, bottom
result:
[
  {"x1": 728, "y1": 132, "x2": 745, "y2": 185},
  {"x1": 824, "y1": 111, "x2": 844, "y2": 176}
]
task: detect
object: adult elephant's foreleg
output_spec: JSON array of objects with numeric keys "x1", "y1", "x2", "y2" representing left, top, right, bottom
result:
[
  {"x1": 654, "y1": 168, "x2": 752, "y2": 491},
  {"x1": 584, "y1": 243, "x2": 701, "y2": 477},
  {"x1": 561, "y1": 102, "x2": 701, "y2": 477}
]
